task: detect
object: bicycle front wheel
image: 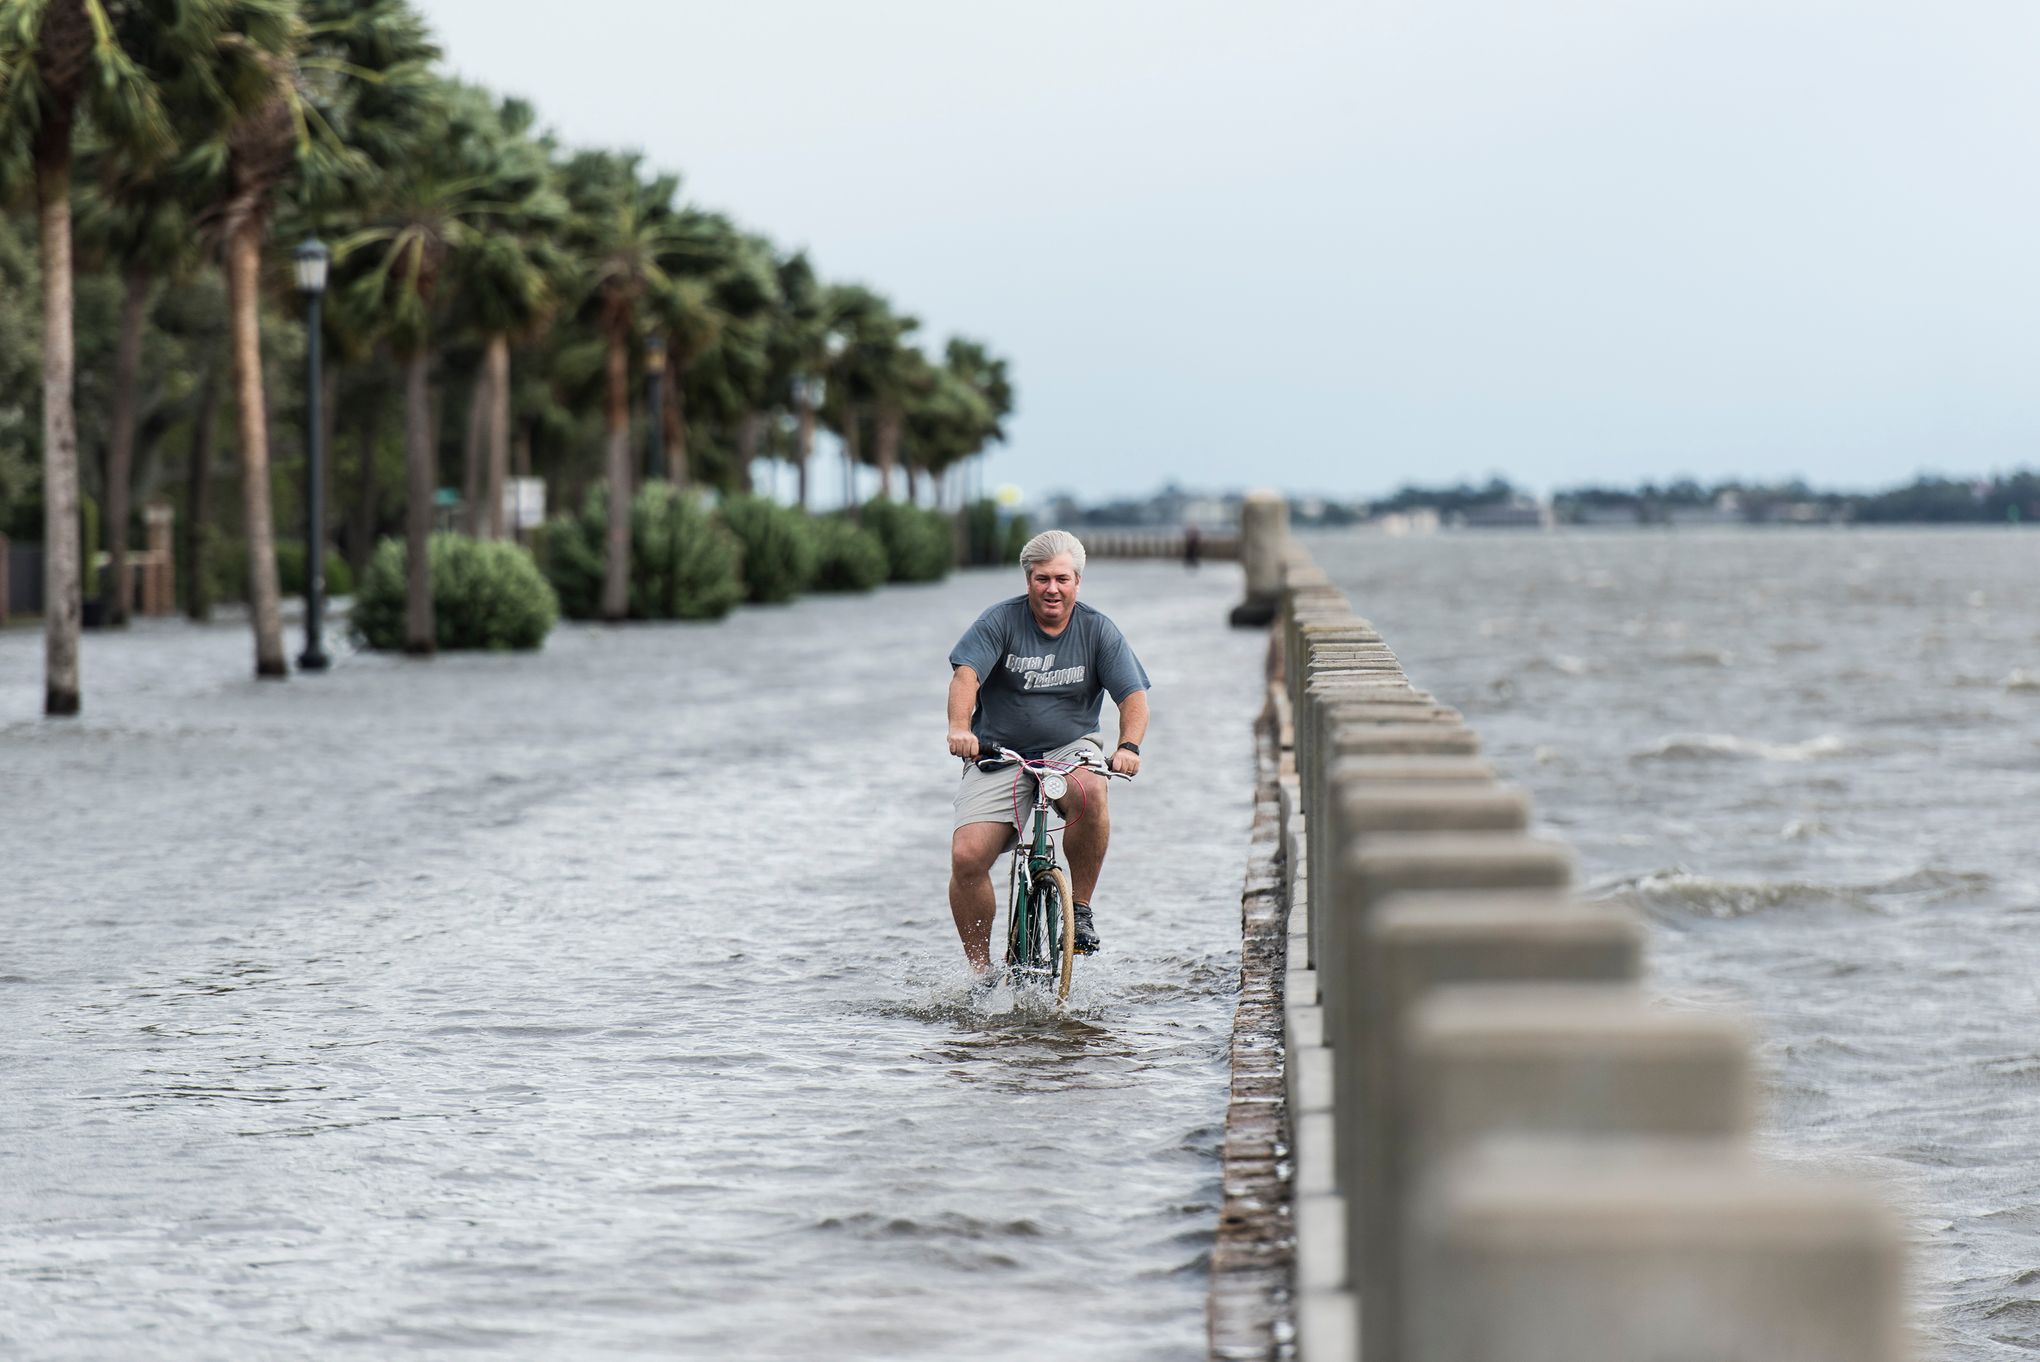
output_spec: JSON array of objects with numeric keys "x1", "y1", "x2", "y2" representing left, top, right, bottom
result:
[{"x1": 1034, "y1": 866, "x2": 1075, "y2": 1003}]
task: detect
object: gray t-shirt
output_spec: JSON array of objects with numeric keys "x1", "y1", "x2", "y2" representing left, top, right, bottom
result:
[{"x1": 949, "y1": 597, "x2": 1151, "y2": 756}]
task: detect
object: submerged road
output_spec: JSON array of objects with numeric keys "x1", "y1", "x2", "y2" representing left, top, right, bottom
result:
[{"x1": 0, "y1": 560, "x2": 1263, "y2": 1361}]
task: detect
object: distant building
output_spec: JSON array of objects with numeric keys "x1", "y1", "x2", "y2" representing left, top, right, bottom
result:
[
  {"x1": 1570, "y1": 503, "x2": 1642, "y2": 526},
  {"x1": 1374, "y1": 508, "x2": 1441, "y2": 536},
  {"x1": 1459, "y1": 497, "x2": 1551, "y2": 529},
  {"x1": 1664, "y1": 504, "x2": 1742, "y2": 527}
]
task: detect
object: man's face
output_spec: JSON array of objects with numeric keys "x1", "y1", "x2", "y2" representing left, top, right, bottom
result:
[{"x1": 1026, "y1": 555, "x2": 1080, "y2": 628}]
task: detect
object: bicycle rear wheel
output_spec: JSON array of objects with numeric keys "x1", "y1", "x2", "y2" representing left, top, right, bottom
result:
[{"x1": 1033, "y1": 866, "x2": 1075, "y2": 1004}]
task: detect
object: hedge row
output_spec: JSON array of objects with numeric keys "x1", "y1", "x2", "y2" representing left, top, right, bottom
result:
[
  {"x1": 539, "y1": 485, "x2": 960, "y2": 622},
  {"x1": 347, "y1": 488, "x2": 990, "y2": 651}
]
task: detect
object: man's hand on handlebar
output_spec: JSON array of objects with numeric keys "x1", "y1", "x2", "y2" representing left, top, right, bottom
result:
[
  {"x1": 948, "y1": 728, "x2": 980, "y2": 760},
  {"x1": 1109, "y1": 746, "x2": 1141, "y2": 777}
]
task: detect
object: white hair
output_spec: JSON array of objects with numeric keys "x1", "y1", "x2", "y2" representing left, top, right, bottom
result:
[{"x1": 1019, "y1": 529, "x2": 1086, "y2": 578}]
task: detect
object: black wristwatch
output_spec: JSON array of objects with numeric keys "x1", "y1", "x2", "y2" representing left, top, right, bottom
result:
[{"x1": 1117, "y1": 741, "x2": 1141, "y2": 755}]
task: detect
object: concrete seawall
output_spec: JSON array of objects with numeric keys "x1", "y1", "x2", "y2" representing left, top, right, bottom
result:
[{"x1": 1209, "y1": 499, "x2": 1911, "y2": 1361}]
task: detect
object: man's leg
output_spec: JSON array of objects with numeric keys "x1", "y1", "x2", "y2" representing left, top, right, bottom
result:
[{"x1": 950, "y1": 821, "x2": 1014, "y2": 973}]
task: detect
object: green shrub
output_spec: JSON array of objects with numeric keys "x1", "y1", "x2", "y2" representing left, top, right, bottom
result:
[
  {"x1": 860, "y1": 498, "x2": 953, "y2": 583},
  {"x1": 279, "y1": 542, "x2": 355, "y2": 598},
  {"x1": 718, "y1": 494, "x2": 818, "y2": 603},
  {"x1": 349, "y1": 533, "x2": 557, "y2": 651},
  {"x1": 810, "y1": 516, "x2": 888, "y2": 593},
  {"x1": 542, "y1": 482, "x2": 744, "y2": 621},
  {"x1": 209, "y1": 541, "x2": 353, "y2": 602}
]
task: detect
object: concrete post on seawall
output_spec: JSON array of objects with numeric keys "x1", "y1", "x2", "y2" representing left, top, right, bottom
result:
[
  {"x1": 1405, "y1": 1142, "x2": 1907, "y2": 1362},
  {"x1": 1229, "y1": 489, "x2": 1288, "y2": 626}
]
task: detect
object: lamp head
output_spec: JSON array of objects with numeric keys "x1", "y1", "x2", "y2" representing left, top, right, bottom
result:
[{"x1": 294, "y1": 238, "x2": 330, "y2": 296}]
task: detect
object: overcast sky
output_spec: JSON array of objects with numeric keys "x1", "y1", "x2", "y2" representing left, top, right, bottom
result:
[{"x1": 413, "y1": 0, "x2": 2038, "y2": 502}]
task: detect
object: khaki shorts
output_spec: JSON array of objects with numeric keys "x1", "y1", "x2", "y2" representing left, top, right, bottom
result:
[{"x1": 954, "y1": 735, "x2": 1105, "y2": 838}]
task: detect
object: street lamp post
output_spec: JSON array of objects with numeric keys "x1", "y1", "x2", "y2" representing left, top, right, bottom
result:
[
  {"x1": 644, "y1": 336, "x2": 667, "y2": 482},
  {"x1": 294, "y1": 237, "x2": 331, "y2": 671}
]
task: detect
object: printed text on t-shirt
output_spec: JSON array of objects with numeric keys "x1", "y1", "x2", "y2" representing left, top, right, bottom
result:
[{"x1": 1006, "y1": 652, "x2": 1088, "y2": 691}]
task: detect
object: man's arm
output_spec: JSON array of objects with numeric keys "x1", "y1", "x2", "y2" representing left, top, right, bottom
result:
[
  {"x1": 1110, "y1": 689, "x2": 1149, "y2": 775},
  {"x1": 948, "y1": 666, "x2": 981, "y2": 758}
]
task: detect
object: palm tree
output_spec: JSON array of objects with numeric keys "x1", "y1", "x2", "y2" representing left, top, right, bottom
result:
[
  {"x1": 904, "y1": 351, "x2": 1000, "y2": 504},
  {"x1": 765, "y1": 250, "x2": 828, "y2": 507},
  {"x1": 561, "y1": 151, "x2": 709, "y2": 619},
  {"x1": 0, "y1": 0, "x2": 185, "y2": 712},
  {"x1": 205, "y1": 0, "x2": 436, "y2": 674},
  {"x1": 645, "y1": 214, "x2": 775, "y2": 494},
  {"x1": 939, "y1": 336, "x2": 1014, "y2": 506},
  {"x1": 646, "y1": 274, "x2": 720, "y2": 487},
  {"x1": 444, "y1": 92, "x2": 565, "y2": 540},
  {"x1": 338, "y1": 82, "x2": 523, "y2": 654},
  {"x1": 823, "y1": 286, "x2": 918, "y2": 503},
  {"x1": 73, "y1": 135, "x2": 196, "y2": 626}
]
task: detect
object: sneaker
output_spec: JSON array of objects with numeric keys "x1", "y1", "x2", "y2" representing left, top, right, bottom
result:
[
  {"x1": 969, "y1": 966, "x2": 1000, "y2": 996},
  {"x1": 1073, "y1": 902, "x2": 1100, "y2": 955}
]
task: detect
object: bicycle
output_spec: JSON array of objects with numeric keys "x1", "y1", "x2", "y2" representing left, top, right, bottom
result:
[{"x1": 972, "y1": 744, "x2": 1134, "y2": 1003}]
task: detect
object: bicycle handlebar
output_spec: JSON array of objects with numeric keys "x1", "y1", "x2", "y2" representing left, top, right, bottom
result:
[{"x1": 969, "y1": 745, "x2": 1135, "y2": 779}]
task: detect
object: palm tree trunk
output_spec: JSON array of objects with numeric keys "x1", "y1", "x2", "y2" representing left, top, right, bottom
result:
[
  {"x1": 736, "y1": 411, "x2": 762, "y2": 495},
  {"x1": 876, "y1": 405, "x2": 900, "y2": 501},
  {"x1": 103, "y1": 267, "x2": 150, "y2": 627},
  {"x1": 795, "y1": 388, "x2": 815, "y2": 509},
  {"x1": 459, "y1": 366, "x2": 486, "y2": 536},
  {"x1": 483, "y1": 333, "x2": 511, "y2": 539},
  {"x1": 224, "y1": 219, "x2": 289, "y2": 678},
  {"x1": 349, "y1": 398, "x2": 380, "y2": 579},
  {"x1": 402, "y1": 350, "x2": 436, "y2": 655},
  {"x1": 665, "y1": 378, "x2": 688, "y2": 488},
  {"x1": 601, "y1": 323, "x2": 631, "y2": 621},
  {"x1": 36, "y1": 130, "x2": 82, "y2": 714},
  {"x1": 904, "y1": 460, "x2": 920, "y2": 506},
  {"x1": 843, "y1": 414, "x2": 861, "y2": 518},
  {"x1": 185, "y1": 367, "x2": 220, "y2": 621}
]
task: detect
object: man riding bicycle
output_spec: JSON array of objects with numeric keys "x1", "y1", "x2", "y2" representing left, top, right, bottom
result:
[{"x1": 947, "y1": 529, "x2": 1151, "y2": 977}]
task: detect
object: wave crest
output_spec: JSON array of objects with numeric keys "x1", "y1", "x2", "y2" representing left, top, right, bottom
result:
[
  {"x1": 1592, "y1": 864, "x2": 1994, "y2": 919},
  {"x1": 1592, "y1": 869, "x2": 1863, "y2": 919},
  {"x1": 1631, "y1": 733, "x2": 1850, "y2": 763}
]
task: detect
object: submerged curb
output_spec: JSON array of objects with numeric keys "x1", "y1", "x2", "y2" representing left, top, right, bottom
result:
[{"x1": 1207, "y1": 689, "x2": 1296, "y2": 1360}]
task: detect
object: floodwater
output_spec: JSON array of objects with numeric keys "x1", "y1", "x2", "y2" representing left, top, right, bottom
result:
[
  {"x1": 1311, "y1": 525, "x2": 2040, "y2": 1361},
  {"x1": 0, "y1": 561, "x2": 1264, "y2": 1361}
]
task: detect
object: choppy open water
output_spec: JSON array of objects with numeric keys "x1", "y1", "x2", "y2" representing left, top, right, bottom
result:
[
  {"x1": 1312, "y1": 525, "x2": 2040, "y2": 1361},
  {"x1": 0, "y1": 562, "x2": 1263, "y2": 1360}
]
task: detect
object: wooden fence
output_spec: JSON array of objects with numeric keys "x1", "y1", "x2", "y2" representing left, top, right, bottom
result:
[{"x1": 0, "y1": 503, "x2": 177, "y2": 624}]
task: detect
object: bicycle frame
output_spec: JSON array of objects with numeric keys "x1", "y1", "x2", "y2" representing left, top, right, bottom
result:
[{"x1": 1008, "y1": 777, "x2": 1062, "y2": 971}]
